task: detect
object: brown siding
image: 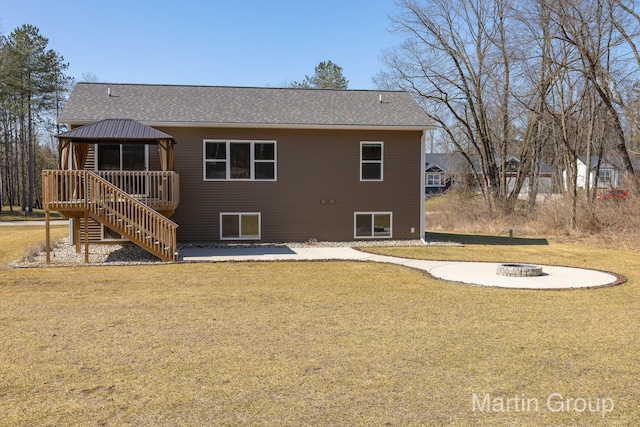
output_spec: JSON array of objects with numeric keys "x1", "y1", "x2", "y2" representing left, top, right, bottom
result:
[{"x1": 160, "y1": 127, "x2": 423, "y2": 243}]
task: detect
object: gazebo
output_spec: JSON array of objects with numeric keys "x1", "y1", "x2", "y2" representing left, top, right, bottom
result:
[{"x1": 43, "y1": 119, "x2": 180, "y2": 262}]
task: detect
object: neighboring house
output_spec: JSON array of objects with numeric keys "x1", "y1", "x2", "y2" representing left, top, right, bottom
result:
[
  {"x1": 564, "y1": 155, "x2": 640, "y2": 191},
  {"x1": 424, "y1": 153, "x2": 469, "y2": 194},
  {"x1": 44, "y1": 83, "x2": 432, "y2": 260},
  {"x1": 425, "y1": 152, "x2": 555, "y2": 195},
  {"x1": 577, "y1": 156, "x2": 619, "y2": 189},
  {"x1": 575, "y1": 156, "x2": 622, "y2": 189},
  {"x1": 503, "y1": 156, "x2": 555, "y2": 195}
]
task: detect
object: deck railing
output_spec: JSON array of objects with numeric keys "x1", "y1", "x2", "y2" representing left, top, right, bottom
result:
[
  {"x1": 95, "y1": 170, "x2": 179, "y2": 209},
  {"x1": 43, "y1": 170, "x2": 87, "y2": 211},
  {"x1": 43, "y1": 170, "x2": 178, "y2": 261}
]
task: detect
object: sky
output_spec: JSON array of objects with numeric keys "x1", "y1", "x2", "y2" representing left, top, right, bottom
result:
[{"x1": 1, "y1": 0, "x2": 405, "y2": 90}]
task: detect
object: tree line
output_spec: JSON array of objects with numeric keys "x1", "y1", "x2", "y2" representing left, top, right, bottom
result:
[
  {"x1": 16, "y1": 0, "x2": 639, "y2": 227},
  {"x1": 378, "y1": 0, "x2": 640, "y2": 223},
  {"x1": 1, "y1": 46, "x2": 349, "y2": 214},
  {"x1": 0, "y1": 24, "x2": 71, "y2": 213}
]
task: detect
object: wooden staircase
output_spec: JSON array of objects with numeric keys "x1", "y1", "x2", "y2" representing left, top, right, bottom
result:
[{"x1": 43, "y1": 170, "x2": 178, "y2": 261}]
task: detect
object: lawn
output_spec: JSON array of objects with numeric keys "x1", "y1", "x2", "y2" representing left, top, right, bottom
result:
[
  {"x1": 1, "y1": 227, "x2": 639, "y2": 426},
  {"x1": 0, "y1": 206, "x2": 62, "y2": 221}
]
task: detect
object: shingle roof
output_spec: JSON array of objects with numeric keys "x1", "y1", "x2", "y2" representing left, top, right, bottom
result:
[
  {"x1": 425, "y1": 153, "x2": 470, "y2": 174},
  {"x1": 57, "y1": 118, "x2": 174, "y2": 141},
  {"x1": 58, "y1": 83, "x2": 432, "y2": 130},
  {"x1": 426, "y1": 152, "x2": 555, "y2": 174}
]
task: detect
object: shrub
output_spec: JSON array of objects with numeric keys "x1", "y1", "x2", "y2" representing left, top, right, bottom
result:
[
  {"x1": 22, "y1": 240, "x2": 60, "y2": 262},
  {"x1": 426, "y1": 192, "x2": 640, "y2": 249}
]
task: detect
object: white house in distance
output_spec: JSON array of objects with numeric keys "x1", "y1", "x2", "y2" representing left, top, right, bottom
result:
[{"x1": 574, "y1": 156, "x2": 625, "y2": 189}]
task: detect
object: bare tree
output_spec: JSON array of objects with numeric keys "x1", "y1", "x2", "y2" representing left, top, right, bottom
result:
[
  {"x1": 378, "y1": 0, "x2": 540, "y2": 214},
  {"x1": 380, "y1": 0, "x2": 640, "y2": 223},
  {"x1": 550, "y1": 0, "x2": 640, "y2": 193}
]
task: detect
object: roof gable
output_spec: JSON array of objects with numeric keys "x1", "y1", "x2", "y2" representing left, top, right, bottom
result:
[
  {"x1": 58, "y1": 83, "x2": 432, "y2": 130},
  {"x1": 426, "y1": 165, "x2": 445, "y2": 173}
]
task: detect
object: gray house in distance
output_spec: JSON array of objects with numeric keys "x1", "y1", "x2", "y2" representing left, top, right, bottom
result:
[
  {"x1": 424, "y1": 153, "x2": 470, "y2": 194},
  {"x1": 44, "y1": 83, "x2": 432, "y2": 260}
]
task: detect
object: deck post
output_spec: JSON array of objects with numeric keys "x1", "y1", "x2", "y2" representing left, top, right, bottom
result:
[
  {"x1": 45, "y1": 210, "x2": 51, "y2": 264},
  {"x1": 75, "y1": 219, "x2": 81, "y2": 254},
  {"x1": 84, "y1": 210, "x2": 89, "y2": 263}
]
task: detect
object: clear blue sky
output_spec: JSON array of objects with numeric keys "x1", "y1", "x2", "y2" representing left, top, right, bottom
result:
[{"x1": 1, "y1": 0, "x2": 403, "y2": 89}]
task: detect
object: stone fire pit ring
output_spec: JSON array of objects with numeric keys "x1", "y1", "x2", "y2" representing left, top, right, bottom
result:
[{"x1": 497, "y1": 263, "x2": 543, "y2": 277}]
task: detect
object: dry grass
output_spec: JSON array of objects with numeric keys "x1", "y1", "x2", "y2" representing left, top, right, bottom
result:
[
  {"x1": 1, "y1": 227, "x2": 639, "y2": 425},
  {"x1": 0, "y1": 225, "x2": 68, "y2": 263},
  {"x1": 426, "y1": 192, "x2": 640, "y2": 250},
  {"x1": 0, "y1": 206, "x2": 62, "y2": 221}
]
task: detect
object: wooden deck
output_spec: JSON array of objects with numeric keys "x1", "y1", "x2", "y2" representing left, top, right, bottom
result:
[{"x1": 42, "y1": 170, "x2": 180, "y2": 262}]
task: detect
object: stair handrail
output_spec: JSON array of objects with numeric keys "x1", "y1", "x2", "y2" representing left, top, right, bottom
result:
[{"x1": 86, "y1": 171, "x2": 178, "y2": 261}]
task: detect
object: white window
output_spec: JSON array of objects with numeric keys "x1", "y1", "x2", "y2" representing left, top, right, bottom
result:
[
  {"x1": 354, "y1": 212, "x2": 392, "y2": 239},
  {"x1": 204, "y1": 140, "x2": 276, "y2": 181},
  {"x1": 426, "y1": 173, "x2": 444, "y2": 187},
  {"x1": 597, "y1": 169, "x2": 613, "y2": 185},
  {"x1": 220, "y1": 213, "x2": 261, "y2": 240},
  {"x1": 360, "y1": 142, "x2": 383, "y2": 181}
]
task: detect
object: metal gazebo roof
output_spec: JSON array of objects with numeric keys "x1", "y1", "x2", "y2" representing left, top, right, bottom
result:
[{"x1": 56, "y1": 118, "x2": 175, "y2": 143}]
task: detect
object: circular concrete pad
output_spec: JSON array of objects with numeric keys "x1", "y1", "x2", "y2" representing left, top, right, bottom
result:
[{"x1": 426, "y1": 262, "x2": 619, "y2": 289}]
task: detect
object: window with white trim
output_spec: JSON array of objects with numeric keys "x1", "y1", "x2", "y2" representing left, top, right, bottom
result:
[
  {"x1": 597, "y1": 169, "x2": 613, "y2": 185},
  {"x1": 220, "y1": 213, "x2": 261, "y2": 240},
  {"x1": 204, "y1": 140, "x2": 276, "y2": 181},
  {"x1": 360, "y1": 142, "x2": 383, "y2": 181},
  {"x1": 354, "y1": 212, "x2": 392, "y2": 238},
  {"x1": 426, "y1": 173, "x2": 444, "y2": 187}
]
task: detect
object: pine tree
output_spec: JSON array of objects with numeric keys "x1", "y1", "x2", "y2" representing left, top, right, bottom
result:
[
  {"x1": 291, "y1": 60, "x2": 349, "y2": 89},
  {"x1": 0, "y1": 24, "x2": 70, "y2": 212}
]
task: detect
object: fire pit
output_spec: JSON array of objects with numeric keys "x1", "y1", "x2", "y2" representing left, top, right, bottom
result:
[{"x1": 496, "y1": 263, "x2": 543, "y2": 277}]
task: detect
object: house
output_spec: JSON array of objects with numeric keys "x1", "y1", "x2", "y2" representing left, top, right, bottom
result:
[
  {"x1": 575, "y1": 155, "x2": 624, "y2": 189},
  {"x1": 503, "y1": 156, "x2": 555, "y2": 195},
  {"x1": 425, "y1": 152, "x2": 555, "y2": 195},
  {"x1": 424, "y1": 153, "x2": 469, "y2": 194},
  {"x1": 44, "y1": 83, "x2": 432, "y2": 261},
  {"x1": 564, "y1": 155, "x2": 640, "y2": 191}
]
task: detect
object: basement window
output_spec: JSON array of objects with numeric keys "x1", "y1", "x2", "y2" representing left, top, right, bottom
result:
[
  {"x1": 220, "y1": 213, "x2": 261, "y2": 240},
  {"x1": 102, "y1": 225, "x2": 126, "y2": 241},
  {"x1": 354, "y1": 212, "x2": 392, "y2": 238}
]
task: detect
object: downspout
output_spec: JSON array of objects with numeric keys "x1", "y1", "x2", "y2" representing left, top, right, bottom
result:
[{"x1": 420, "y1": 130, "x2": 427, "y2": 244}]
